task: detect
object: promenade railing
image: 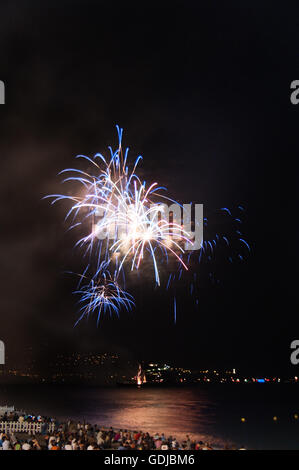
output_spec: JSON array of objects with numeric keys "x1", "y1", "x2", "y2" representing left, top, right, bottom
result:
[{"x1": 0, "y1": 421, "x2": 55, "y2": 434}]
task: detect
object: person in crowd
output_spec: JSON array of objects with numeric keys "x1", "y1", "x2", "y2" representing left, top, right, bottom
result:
[
  {"x1": 22, "y1": 440, "x2": 31, "y2": 450},
  {"x1": 2, "y1": 436, "x2": 11, "y2": 450}
]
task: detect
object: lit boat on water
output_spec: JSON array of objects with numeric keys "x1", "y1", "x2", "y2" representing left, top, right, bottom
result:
[
  {"x1": 116, "y1": 364, "x2": 147, "y2": 387},
  {"x1": 136, "y1": 364, "x2": 146, "y2": 387}
]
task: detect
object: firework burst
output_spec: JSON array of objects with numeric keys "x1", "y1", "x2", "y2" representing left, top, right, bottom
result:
[
  {"x1": 46, "y1": 126, "x2": 250, "y2": 325},
  {"x1": 73, "y1": 263, "x2": 134, "y2": 326},
  {"x1": 46, "y1": 126, "x2": 192, "y2": 323}
]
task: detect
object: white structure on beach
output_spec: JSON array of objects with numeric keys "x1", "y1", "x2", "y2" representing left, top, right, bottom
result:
[{"x1": 0, "y1": 406, "x2": 15, "y2": 414}]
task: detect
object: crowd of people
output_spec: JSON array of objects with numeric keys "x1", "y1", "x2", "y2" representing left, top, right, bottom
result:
[{"x1": 0, "y1": 409, "x2": 226, "y2": 450}]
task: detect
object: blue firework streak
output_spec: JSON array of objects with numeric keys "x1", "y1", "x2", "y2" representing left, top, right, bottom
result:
[
  {"x1": 74, "y1": 264, "x2": 134, "y2": 326},
  {"x1": 164, "y1": 204, "x2": 251, "y2": 316}
]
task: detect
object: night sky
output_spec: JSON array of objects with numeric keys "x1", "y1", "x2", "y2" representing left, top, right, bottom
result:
[{"x1": 0, "y1": 1, "x2": 295, "y2": 375}]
